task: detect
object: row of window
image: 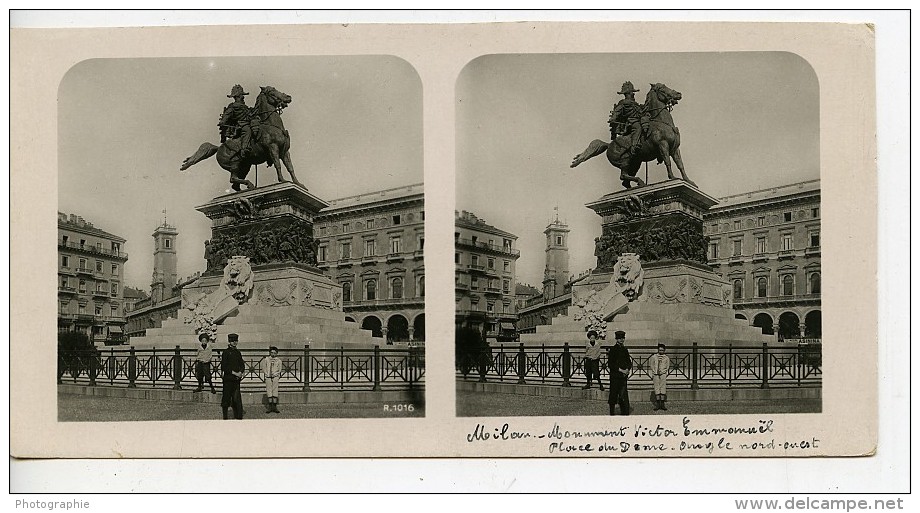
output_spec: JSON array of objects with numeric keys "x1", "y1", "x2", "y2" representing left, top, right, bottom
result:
[
  {"x1": 60, "y1": 235, "x2": 123, "y2": 254},
  {"x1": 341, "y1": 276, "x2": 425, "y2": 302},
  {"x1": 709, "y1": 232, "x2": 820, "y2": 259},
  {"x1": 709, "y1": 208, "x2": 819, "y2": 234},
  {"x1": 455, "y1": 232, "x2": 515, "y2": 252},
  {"x1": 731, "y1": 272, "x2": 821, "y2": 300},
  {"x1": 60, "y1": 255, "x2": 120, "y2": 276},
  {"x1": 318, "y1": 212, "x2": 424, "y2": 237},
  {"x1": 454, "y1": 253, "x2": 513, "y2": 272},
  {"x1": 318, "y1": 235, "x2": 424, "y2": 262},
  {"x1": 59, "y1": 276, "x2": 120, "y2": 297},
  {"x1": 60, "y1": 300, "x2": 121, "y2": 318},
  {"x1": 456, "y1": 275, "x2": 512, "y2": 294}
]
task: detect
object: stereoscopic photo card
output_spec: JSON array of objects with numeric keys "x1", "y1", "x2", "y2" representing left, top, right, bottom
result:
[{"x1": 11, "y1": 20, "x2": 876, "y2": 458}]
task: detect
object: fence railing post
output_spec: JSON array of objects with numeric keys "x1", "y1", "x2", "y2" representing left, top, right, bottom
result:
[
  {"x1": 517, "y1": 343, "x2": 526, "y2": 384},
  {"x1": 339, "y1": 346, "x2": 345, "y2": 390},
  {"x1": 727, "y1": 344, "x2": 733, "y2": 389},
  {"x1": 151, "y1": 347, "x2": 157, "y2": 387},
  {"x1": 302, "y1": 344, "x2": 311, "y2": 393},
  {"x1": 691, "y1": 343, "x2": 699, "y2": 390},
  {"x1": 562, "y1": 343, "x2": 571, "y2": 387},
  {"x1": 110, "y1": 347, "x2": 115, "y2": 385},
  {"x1": 477, "y1": 347, "x2": 488, "y2": 383},
  {"x1": 373, "y1": 345, "x2": 381, "y2": 391},
  {"x1": 88, "y1": 350, "x2": 97, "y2": 387},
  {"x1": 173, "y1": 345, "x2": 183, "y2": 390},
  {"x1": 128, "y1": 346, "x2": 137, "y2": 388},
  {"x1": 761, "y1": 343, "x2": 770, "y2": 389}
]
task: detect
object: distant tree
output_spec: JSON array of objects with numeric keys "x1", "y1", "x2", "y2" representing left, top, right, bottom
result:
[
  {"x1": 58, "y1": 331, "x2": 100, "y2": 383},
  {"x1": 456, "y1": 327, "x2": 490, "y2": 374}
]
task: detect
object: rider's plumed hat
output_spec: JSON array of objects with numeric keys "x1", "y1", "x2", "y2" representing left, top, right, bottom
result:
[
  {"x1": 617, "y1": 81, "x2": 640, "y2": 95},
  {"x1": 228, "y1": 84, "x2": 249, "y2": 98}
]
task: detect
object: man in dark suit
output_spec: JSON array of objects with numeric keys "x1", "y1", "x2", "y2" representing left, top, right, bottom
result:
[
  {"x1": 220, "y1": 333, "x2": 246, "y2": 420},
  {"x1": 607, "y1": 330, "x2": 633, "y2": 415}
]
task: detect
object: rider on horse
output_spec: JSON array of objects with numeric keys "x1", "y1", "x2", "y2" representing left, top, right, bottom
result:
[
  {"x1": 608, "y1": 81, "x2": 649, "y2": 157},
  {"x1": 221, "y1": 84, "x2": 255, "y2": 160}
]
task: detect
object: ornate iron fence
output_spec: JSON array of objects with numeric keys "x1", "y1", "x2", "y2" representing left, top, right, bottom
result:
[
  {"x1": 456, "y1": 343, "x2": 821, "y2": 389},
  {"x1": 59, "y1": 345, "x2": 425, "y2": 392}
]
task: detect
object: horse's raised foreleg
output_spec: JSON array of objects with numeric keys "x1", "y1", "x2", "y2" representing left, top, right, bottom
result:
[
  {"x1": 179, "y1": 142, "x2": 219, "y2": 171},
  {"x1": 281, "y1": 150, "x2": 304, "y2": 188},
  {"x1": 571, "y1": 140, "x2": 609, "y2": 168},
  {"x1": 671, "y1": 148, "x2": 696, "y2": 186}
]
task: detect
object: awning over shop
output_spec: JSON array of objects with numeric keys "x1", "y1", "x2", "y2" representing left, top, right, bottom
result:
[
  {"x1": 500, "y1": 322, "x2": 516, "y2": 331},
  {"x1": 108, "y1": 326, "x2": 124, "y2": 333}
]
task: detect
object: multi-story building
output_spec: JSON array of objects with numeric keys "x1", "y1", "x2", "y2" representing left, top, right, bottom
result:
[
  {"x1": 454, "y1": 210, "x2": 520, "y2": 342},
  {"x1": 706, "y1": 179, "x2": 821, "y2": 340},
  {"x1": 515, "y1": 179, "x2": 821, "y2": 342},
  {"x1": 57, "y1": 212, "x2": 129, "y2": 344},
  {"x1": 315, "y1": 184, "x2": 425, "y2": 344}
]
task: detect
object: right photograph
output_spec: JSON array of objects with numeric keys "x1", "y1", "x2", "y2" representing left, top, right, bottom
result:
[{"x1": 455, "y1": 53, "x2": 822, "y2": 417}]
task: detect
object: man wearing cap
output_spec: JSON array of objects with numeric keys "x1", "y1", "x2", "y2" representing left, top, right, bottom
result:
[
  {"x1": 608, "y1": 81, "x2": 649, "y2": 157},
  {"x1": 650, "y1": 343, "x2": 671, "y2": 411},
  {"x1": 220, "y1": 84, "x2": 254, "y2": 160},
  {"x1": 607, "y1": 330, "x2": 633, "y2": 415},
  {"x1": 582, "y1": 330, "x2": 605, "y2": 391},
  {"x1": 220, "y1": 333, "x2": 246, "y2": 420},
  {"x1": 260, "y1": 346, "x2": 283, "y2": 414},
  {"x1": 193, "y1": 333, "x2": 217, "y2": 394}
]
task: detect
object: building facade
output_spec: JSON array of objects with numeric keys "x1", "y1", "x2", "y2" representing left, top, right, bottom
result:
[
  {"x1": 516, "y1": 180, "x2": 821, "y2": 342},
  {"x1": 705, "y1": 179, "x2": 821, "y2": 340},
  {"x1": 315, "y1": 184, "x2": 425, "y2": 344},
  {"x1": 57, "y1": 212, "x2": 129, "y2": 344},
  {"x1": 454, "y1": 210, "x2": 520, "y2": 342}
]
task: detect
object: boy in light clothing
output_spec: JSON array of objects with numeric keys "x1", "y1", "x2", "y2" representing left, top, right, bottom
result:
[
  {"x1": 650, "y1": 343, "x2": 671, "y2": 411},
  {"x1": 582, "y1": 330, "x2": 604, "y2": 391},
  {"x1": 261, "y1": 346, "x2": 283, "y2": 414}
]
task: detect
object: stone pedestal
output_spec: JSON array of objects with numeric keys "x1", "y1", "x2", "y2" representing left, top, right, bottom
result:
[
  {"x1": 520, "y1": 180, "x2": 773, "y2": 348},
  {"x1": 135, "y1": 183, "x2": 375, "y2": 349}
]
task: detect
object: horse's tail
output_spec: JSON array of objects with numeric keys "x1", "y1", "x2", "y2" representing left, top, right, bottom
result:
[
  {"x1": 571, "y1": 139, "x2": 609, "y2": 168},
  {"x1": 180, "y1": 142, "x2": 219, "y2": 171}
]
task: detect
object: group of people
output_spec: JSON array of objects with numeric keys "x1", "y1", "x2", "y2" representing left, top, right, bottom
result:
[
  {"x1": 192, "y1": 332, "x2": 284, "y2": 419},
  {"x1": 582, "y1": 329, "x2": 672, "y2": 415}
]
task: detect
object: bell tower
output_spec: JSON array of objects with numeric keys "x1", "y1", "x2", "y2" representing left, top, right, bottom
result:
[
  {"x1": 151, "y1": 213, "x2": 178, "y2": 304},
  {"x1": 542, "y1": 209, "x2": 570, "y2": 300}
]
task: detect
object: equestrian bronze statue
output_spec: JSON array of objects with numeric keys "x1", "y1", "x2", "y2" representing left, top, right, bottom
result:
[
  {"x1": 180, "y1": 85, "x2": 304, "y2": 191},
  {"x1": 571, "y1": 82, "x2": 695, "y2": 190}
]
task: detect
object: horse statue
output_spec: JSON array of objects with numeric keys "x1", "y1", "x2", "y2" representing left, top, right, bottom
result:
[
  {"x1": 571, "y1": 83, "x2": 695, "y2": 189},
  {"x1": 180, "y1": 85, "x2": 304, "y2": 191}
]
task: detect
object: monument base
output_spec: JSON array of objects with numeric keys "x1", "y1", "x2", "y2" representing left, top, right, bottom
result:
[
  {"x1": 135, "y1": 182, "x2": 378, "y2": 349},
  {"x1": 519, "y1": 181, "x2": 774, "y2": 348}
]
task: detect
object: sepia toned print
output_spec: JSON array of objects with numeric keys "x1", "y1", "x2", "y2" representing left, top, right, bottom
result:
[
  {"x1": 55, "y1": 56, "x2": 425, "y2": 422},
  {"x1": 11, "y1": 21, "x2": 876, "y2": 459},
  {"x1": 456, "y1": 53, "x2": 821, "y2": 419}
]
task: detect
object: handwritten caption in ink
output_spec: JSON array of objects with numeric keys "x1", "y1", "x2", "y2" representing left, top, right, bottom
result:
[{"x1": 466, "y1": 417, "x2": 820, "y2": 455}]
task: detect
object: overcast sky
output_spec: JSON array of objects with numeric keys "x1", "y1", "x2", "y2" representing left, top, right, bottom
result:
[
  {"x1": 59, "y1": 56, "x2": 422, "y2": 290},
  {"x1": 456, "y1": 52, "x2": 819, "y2": 288}
]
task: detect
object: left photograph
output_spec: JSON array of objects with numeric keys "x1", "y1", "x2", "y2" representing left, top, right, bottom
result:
[{"x1": 57, "y1": 56, "x2": 425, "y2": 421}]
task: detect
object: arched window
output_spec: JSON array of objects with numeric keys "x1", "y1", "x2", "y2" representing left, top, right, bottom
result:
[
  {"x1": 418, "y1": 276, "x2": 425, "y2": 297},
  {"x1": 342, "y1": 282, "x2": 352, "y2": 303},
  {"x1": 733, "y1": 279, "x2": 743, "y2": 300},
  {"x1": 365, "y1": 279, "x2": 376, "y2": 301},
  {"x1": 391, "y1": 277, "x2": 403, "y2": 299},
  {"x1": 756, "y1": 277, "x2": 767, "y2": 298},
  {"x1": 782, "y1": 275, "x2": 794, "y2": 296},
  {"x1": 809, "y1": 273, "x2": 821, "y2": 294}
]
